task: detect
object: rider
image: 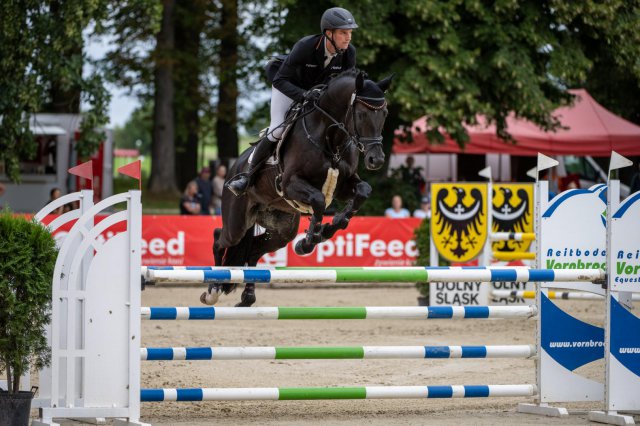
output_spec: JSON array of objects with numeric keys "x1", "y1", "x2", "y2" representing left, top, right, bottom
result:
[{"x1": 226, "y1": 7, "x2": 358, "y2": 196}]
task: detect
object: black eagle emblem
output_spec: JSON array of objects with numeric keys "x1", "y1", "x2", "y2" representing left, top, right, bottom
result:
[
  {"x1": 435, "y1": 187, "x2": 484, "y2": 258},
  {"x1": 492, "y1": 187, "x2": 530, "y2": 251}
]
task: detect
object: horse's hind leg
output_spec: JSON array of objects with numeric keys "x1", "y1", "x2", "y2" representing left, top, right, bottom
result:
[
  {"x1": 202, "y1": 226, "x2": 254, "y2": 306},
  {"x1": 235, "y1": 283, "x2": 256, "y2": 307},
  {"x1": 235, "y1": 213, "x2": 299, "y2": 308}
]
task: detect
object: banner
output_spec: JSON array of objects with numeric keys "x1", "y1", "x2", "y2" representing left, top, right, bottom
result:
[
  {"x1": 430, "y1": 182, "x2": 488, "y2": 262},
  {"x1": 48, "y1": 215, "x2": 422, "y2": 267},
  {"x1": 611, "y1": 191, "x2": 640, "y2": 292}
]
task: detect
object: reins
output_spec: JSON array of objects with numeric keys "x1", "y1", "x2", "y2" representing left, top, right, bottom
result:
[{"x1": 301, "y1": 89, "x2": 386, "y2": 165}]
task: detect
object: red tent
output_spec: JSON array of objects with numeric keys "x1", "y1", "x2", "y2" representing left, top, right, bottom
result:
[{"x1": 393, "y1": 89, "x2": 640, "y2": 157}]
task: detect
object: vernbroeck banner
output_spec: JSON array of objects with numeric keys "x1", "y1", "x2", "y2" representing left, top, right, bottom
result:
[
  {"x1": 48, "y1": 216, "x2": 422, "y2": 267},
  {"x1": 611, "y1": 192, "x2": 640, "y2": 292},
  {"x1": 431, "y1": 183, "x2": 488, "y2": 263}
]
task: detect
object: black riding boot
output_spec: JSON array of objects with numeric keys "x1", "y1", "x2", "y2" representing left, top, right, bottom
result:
[{"x1": 226, "y1": 137, "x2": 274, "y2": 196}]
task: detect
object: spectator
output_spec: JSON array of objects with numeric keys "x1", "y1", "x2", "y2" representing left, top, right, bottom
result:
[
  {"x1": 195, "y1": 167, "x2": 213, "y2": 215},
  {"x1": 180, "y1": 181, "x2": 202, "y2": 215},
  {"x1": 413, "y1": 196, "x2": 431, "y2": 219},
  {"x1": 212, "y1": 164, "x2": 227, "y2": 215},
  {"x1": 566, "y1": 180, "x2": 579, "y2": 190},
  {"x1": 630, "y1": 164, "x2": 640, "y2": 194},
  {"x1": 47, "y1": 187, "x2": 66, "y2": 215},
  {"x1": 385, "y1": 195, "x2": 410, "y2": 218},
  {"x1": 0, "y1": 182, "x2": 5, "y2": 210}
]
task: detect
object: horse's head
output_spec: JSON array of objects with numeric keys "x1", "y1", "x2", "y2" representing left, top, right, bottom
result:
[
  {"x1": 319, "y1": 70, "x2": 392, "y2": 171},
  {"x1": 353, "y1": 72, "x2": 392, "y2": 170}
]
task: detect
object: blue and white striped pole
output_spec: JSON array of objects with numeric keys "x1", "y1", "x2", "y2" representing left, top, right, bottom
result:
[
  {"x1": 141, "y1": 345, "x2": 536, "y2": 361},
  {"x1": 141, "y1": 305, "x2": 538, "y2": 320},
  {"x1": 146, "y1": 267, "x2": 605, "y2": 284},
  {"x1": 141, "y1": 384, "x2": 537, "y2": 401}
]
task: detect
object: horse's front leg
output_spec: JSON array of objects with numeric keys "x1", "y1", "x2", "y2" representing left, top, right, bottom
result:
[
  {"x1": 284, "y1": 175, "x2": 326, "y2": 255},
  {"x1": 320, "y1": 179, "x2": 372, "y2": 241}
]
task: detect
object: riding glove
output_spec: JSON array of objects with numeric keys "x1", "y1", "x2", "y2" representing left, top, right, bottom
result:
[{"x1": 303, "y1": 88, "x2": 322, "y2": 102}]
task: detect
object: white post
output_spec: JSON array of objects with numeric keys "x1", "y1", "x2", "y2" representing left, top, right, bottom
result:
[
  {"x1": 589, "y1": 153, "x2": 637, "y2": 426},
  {"x1": 34, "y1": 190, "x2": 147, "y2": 426}
]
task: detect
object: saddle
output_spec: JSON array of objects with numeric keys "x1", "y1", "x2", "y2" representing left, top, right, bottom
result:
[
  {"x1": 248, "y1": 92, "x2": 339, "y2": 214},
  {"x1": 247, "y1": 100, "x2": 304, "y2": 167}
]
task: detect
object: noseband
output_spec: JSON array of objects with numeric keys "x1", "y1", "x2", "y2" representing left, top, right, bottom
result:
[{"x1": 302, "y1": 89, "x2": 386, "y2": 164}]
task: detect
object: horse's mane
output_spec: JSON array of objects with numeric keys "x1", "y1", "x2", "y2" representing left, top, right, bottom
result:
[{"x1": 327, "y1": 69, "x2": 386, "y2": 106}]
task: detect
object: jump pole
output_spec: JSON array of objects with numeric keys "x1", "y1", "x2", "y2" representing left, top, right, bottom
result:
[
  {"x1": 146, "y1": 267, "x2": 604, "y2": 284},
  {"x1": 141, "y1": 305, "x2": 537, "y2": 320},
  {"x1": 141, "y1": 345, "x2": 536, "y2": 360},
  {"x1": 492, "y1": 290, "x2": 640, "y2": 301},
  {"x1": 141, "y1": 385, "x2": 538, "y2": 402}
]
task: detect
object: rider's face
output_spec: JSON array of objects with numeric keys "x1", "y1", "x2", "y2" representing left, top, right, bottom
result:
[{"x1": 327, "y1": 29, "x2": 352, "y2": 52}]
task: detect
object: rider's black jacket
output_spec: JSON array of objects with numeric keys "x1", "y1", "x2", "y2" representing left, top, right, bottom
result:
[{"x1": 272, "y1": 34, "x2": 356, "y2": 103}]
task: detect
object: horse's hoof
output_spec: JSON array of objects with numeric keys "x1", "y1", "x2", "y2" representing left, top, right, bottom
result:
[
  {"x1": 200, "y1": 291, "x2": 220, "y2": 305},
  {"x1": 294, "y1": 240, "x2": 315, "y2": 256},
  {"x1": 235, "y1": 289, "x2": 256, "y2": 307}
]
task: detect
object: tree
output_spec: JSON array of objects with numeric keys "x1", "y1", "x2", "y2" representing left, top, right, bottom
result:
[
  {"x1": 174, "y1": 0, "x2": 208, "y2": 189},
  {"x1": 271, "y1": 0, "x2": 640, "y2": 168},
  {"x1": 554, "y1": 1, "x2": 640, "y2": 124},
  {"x1": 112, "y1": 103, "x2": 153, "y2": 155},
  {"x1": 148, "y1": 0, "x2": 179, "y2": 194},
  {"x1": 213, "y1": 0, "x2": 240, "y2": 164},
  {"x1": 0, "y1": 1, "x2": 110, "y2": 182}
]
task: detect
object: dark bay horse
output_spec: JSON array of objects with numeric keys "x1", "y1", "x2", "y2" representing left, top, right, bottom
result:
[{"x1": 202, "y1": 70, "x2": 392, "y2": 306}]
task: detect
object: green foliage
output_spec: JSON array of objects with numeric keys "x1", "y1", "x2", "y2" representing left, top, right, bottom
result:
[
  {"x1": 0, "y1": 212, "x2": 58, "y2": 394},
  {"x1": 413, "y1": 218, "x2": 432, "y2": 297},
  {"x1": 356, "y1": 177, "x2": 420, "y2": 216},
  {"x1": 272, "y1": 0, "x2": 640, "y2": 163},
  {"x1": 0, "y1": 1, "x2": 110, "y2": 182},
  {"x1": 113, "y1": 102, "x2": 153, "y2": 155}
]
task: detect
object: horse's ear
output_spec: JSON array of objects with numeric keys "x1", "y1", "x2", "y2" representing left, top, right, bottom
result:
[
  {"x1": 356, "y1": 71, "x2": 365, "y2": 92},
  {"x1": 376, "y1": 73, "x2": 395, "y2": 92}
]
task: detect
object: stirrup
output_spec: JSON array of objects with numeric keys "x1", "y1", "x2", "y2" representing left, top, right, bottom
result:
[{"x1": 226, "y1": 173, "x2": 250, "y2": 196}]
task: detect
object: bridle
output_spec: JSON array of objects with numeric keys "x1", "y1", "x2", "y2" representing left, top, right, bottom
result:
[{"x1": 301, "y1": 87, "x2": 386, "y2": 165}]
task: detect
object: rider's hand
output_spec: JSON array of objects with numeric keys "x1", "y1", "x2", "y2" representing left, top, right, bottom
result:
[{"x1": 303, "y1": 89, "x2": 322, "y2": 103}]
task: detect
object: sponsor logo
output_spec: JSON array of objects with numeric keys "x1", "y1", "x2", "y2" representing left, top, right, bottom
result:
[
  {"x1": 544, "y1": 247, "x2": 606, "y2": 270},
  {"x1": 549, "y1": 339, "x2": 604, "y2": 348},
  {"x1": 305, "y1": 64, "x2": 318, "y2": 68},
  {"x1": 295, "y1": 233, "x2": 418, "y2": 263}
]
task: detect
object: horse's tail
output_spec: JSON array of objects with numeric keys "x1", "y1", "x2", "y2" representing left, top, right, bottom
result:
[{"x1": 213, "y1": 226, "x2": 256, "y2": 294}]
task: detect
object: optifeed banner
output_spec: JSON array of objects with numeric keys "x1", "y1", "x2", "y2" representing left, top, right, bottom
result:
[{"x1": 50, "y1": 216, "x2": 422, "y2": 267}]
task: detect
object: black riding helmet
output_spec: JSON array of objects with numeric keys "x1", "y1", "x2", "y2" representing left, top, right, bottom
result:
[{"x1": 320, "y1": 7, "x2": 358, "y2": 33}]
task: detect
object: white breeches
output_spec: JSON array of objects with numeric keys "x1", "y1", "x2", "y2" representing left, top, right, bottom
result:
[{"x1": 268, "y1": 86, "x2": 295, "y2": 142}]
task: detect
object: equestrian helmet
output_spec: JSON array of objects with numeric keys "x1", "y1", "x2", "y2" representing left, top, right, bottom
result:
[{"x1": 321, "y1": 7, "x2": 358, "y2": 32}]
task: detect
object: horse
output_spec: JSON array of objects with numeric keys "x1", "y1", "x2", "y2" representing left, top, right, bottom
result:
[{"x1": 202, "y1": 69, "x2": 392, "y2": 307}]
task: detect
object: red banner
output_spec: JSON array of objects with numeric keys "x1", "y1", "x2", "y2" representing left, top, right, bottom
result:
[{"x1": 47, "y1": 216, "x2": 423, "y2": 267}]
